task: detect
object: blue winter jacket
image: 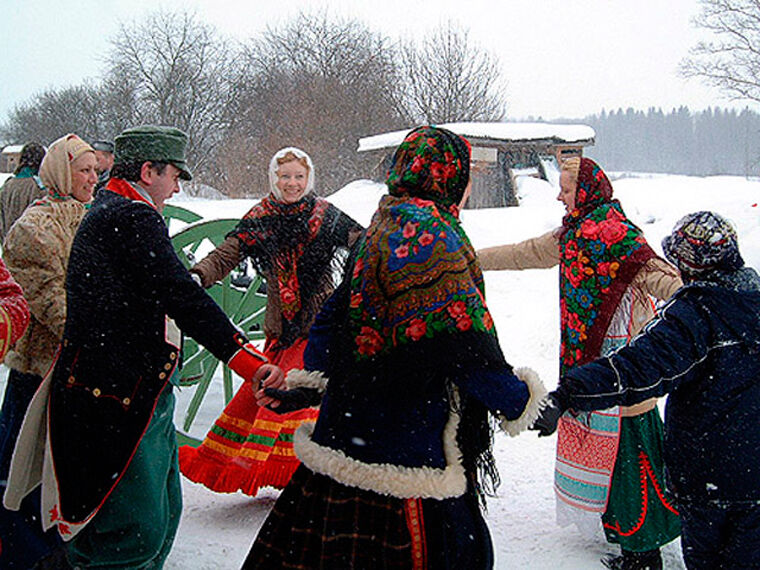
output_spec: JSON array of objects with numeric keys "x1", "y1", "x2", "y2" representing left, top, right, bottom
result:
[{"x1": 560, "y1": 274, "x2": 760, "y2": 506}]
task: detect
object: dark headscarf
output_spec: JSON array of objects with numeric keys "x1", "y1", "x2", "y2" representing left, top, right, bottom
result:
[
  {"x1": 386, "y1": 125, "x2": 471, "y2": 211},
  {"x1": 344, "y1": 126, "x2": 503, "y2": 501},
  {"x1": 15, "y1": 142, "x2": 45, "y2": 175}
]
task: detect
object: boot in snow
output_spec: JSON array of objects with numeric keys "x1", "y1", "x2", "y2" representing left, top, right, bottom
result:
[{"x1": 601, "y1": 548, "x2": 662, "y2": 570}]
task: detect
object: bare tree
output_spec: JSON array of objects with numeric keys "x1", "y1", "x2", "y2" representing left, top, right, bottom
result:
[
  {"x1": 1, "y1": 84, "x2": 104, "y2": 146},
  {"x1": 225, "y1": 11, "x2": 406, "y2": 197},
  {"x1": 681, "y1": 0, "x2": 760, "y2": 103},
  {"x1": 398, "y1": 22, "x2": 507, "y2": 124},
  {"x1": 105, "y1": 9, "x2": 238, "y2": 181}
]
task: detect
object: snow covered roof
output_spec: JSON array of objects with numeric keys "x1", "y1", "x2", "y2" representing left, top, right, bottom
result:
[
  {"x1": 358, "y1": 122, "x2": 595, "y2": 152},
  {"x1": 2, "y1": 145, "x2": 23, "y2": 154}
]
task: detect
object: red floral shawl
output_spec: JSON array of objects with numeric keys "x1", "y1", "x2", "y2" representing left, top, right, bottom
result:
[{"x1": 558, "y1": 159, "x2": 655, "y2": 375}]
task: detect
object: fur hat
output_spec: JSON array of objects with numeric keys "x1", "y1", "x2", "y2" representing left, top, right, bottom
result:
[
  {"x1": 662, "y1": 211, "x2": 744, "y2": 277},
  {"x1": 114, "y1": 126, "x2": 192, "y2": 181}
]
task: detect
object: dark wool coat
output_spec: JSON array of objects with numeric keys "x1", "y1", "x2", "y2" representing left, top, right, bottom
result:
[
  {"x1": 49, "y1": 189, "x2": 248, "y2": 523},
  {"x1": 561, "y1": 280, "x2": 760, "y2": 505}
]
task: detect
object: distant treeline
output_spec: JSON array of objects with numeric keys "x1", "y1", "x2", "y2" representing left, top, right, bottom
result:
[{"x1": 575, "y1": 106, "x2": 760, "y2": 177}]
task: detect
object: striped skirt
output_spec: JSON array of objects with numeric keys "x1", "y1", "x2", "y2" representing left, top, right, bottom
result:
[{"x1": 179, "y1": 338, "x2": 318, "y2": 496}]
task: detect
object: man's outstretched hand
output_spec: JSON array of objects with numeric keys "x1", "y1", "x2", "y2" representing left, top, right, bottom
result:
[{"x1": 253, "y1": 364, "x2": 285, "y2": 408}]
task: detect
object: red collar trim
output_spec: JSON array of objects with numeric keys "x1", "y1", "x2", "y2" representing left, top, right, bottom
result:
[{"x1": 105, "y1": 178, "x2": 155, "y2": 210}]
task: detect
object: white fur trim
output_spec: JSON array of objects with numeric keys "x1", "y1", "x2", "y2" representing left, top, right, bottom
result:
[
  {"x1": 285, "y1": 369, "x2": 328, "y2": 393},
  {"x1": 499, "y1": 367, "x2": 547, "y2": 437},
  {"x1": 293, "y1": 394, "x2": 466, "y2": 499}
]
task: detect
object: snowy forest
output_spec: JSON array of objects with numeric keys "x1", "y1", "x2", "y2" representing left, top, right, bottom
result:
[
  {"x1": 0, "y1": 10, "x2": 505, "y2": 197},
  {"x1": 5, "y1": 6, "x2": 760, "y2": 198},
  {"x1": 580, "y1": 106, "x2": 760, "y2": 177}
]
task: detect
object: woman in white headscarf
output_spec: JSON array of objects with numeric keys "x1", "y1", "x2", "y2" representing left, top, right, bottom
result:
[
  {"x1": 179, "y1": 147, "x2": 362, "y2": 497},
  {"x1": 0, "y1": 133, "x2": 96, "y2": 568}
]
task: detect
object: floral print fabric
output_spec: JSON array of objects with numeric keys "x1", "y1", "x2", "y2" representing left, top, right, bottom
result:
[
  {"x1": 348, "y1": 126, "x2": 493, "y2": 361},
  {"x1": 558, "y1": 159, "x2": 655, "y2": 374},
  {"x1": 349, "y1": 195, "x2": 495, "y2": 361}
]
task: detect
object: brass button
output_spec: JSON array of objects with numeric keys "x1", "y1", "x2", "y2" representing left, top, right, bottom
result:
[
  {"x1": 159, "y1": 372, "x2": 166, "y2": 380},
  {"x1": 63, "y1": 339, "x2": 68, "y2": 347},
  {"x1": 122, "y1": 397, "x2": 131, "y2": 406},
  {"x1": 92, "y1": 388, "x2": 101, "y2": 397},
  {"x1": 68, "y1": 375, "x2": 75, "y2": 385},
  {"x1": 170, "y1": 352, "x2": 177, "y2": 360},
  {"x1": 163, "y1": 363, "x2": 172, "y2": 371}
]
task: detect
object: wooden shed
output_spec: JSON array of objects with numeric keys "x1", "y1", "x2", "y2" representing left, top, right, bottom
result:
[
  {"x1": 357, "y1": 122, "x2": 595, "y2": 208},
  {"x1": 0, "y1": 145, "x2": 23, "y2": 174}
]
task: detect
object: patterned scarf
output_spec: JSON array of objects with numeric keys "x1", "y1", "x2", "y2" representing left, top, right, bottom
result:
[
  {"x1": 232, "y1": 194, "x2": 354, "y2": 347},
  {"x1": 344, "y1": 126, "x2": 503, "y2": 501},
  {"x1": 558, "y1": 158, "x2": 655, "y2": 375}
]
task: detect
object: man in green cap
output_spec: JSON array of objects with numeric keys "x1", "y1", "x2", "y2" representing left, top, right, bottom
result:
[{"x1": 3, "y1": 125, "x2": 286, "y2": 567}]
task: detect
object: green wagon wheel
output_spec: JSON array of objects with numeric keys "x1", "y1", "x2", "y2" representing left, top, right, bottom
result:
[
  {"x1": 163, "y1": 203, "x2": 203, "y2": 225},
  {"x1": 170, "y1": 218, "x2": 267, "y2": 441}
]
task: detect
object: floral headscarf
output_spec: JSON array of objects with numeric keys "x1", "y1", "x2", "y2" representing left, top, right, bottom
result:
[
  {"x1": 348, "y1": 126, "x2": 493, "y2": 361},
  {"x1": 39, "y1": 134, "x2": 94, "y2": 199},
  {"x1": 340, "y1": 126, "x2": 503, "y2": 499},
  {"x1": 558, "y1": 158, "x2": 655, "y2": 375},
  {"x1": 386, "y1": 126, "x2": 471, "y2": 212}
]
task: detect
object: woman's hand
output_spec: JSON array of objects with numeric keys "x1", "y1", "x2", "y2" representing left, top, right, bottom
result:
[{"x1": 263, "y1": 387, "x2": 322, "y2": 414}]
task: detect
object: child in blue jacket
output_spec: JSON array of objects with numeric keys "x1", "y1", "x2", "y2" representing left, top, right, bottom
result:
[{"x1": 533, "y1": 211, "x2": 760, "y2": 570}]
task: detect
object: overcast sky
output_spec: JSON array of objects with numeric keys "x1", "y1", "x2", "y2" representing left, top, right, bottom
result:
[{"x1": 0, "y1": 0, "x2": 750, "y2": 125}]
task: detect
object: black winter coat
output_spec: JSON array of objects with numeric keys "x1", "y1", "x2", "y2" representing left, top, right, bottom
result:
[
  {"x1": 561, "y1": 277, "x2": 760, "y2": 505},
  {"x1": 49, "y1": 189, "x2": 247, "y2": 523}
]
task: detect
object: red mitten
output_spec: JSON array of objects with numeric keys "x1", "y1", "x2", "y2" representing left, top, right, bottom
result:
[{"x1": 227, "y1": 342, "x2": 268, "y2": 382}]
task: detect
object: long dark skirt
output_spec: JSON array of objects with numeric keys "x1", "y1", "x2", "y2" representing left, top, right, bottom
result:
[
  {"x1": 244, "y1": 465, "x2": 493, "y2": 569},
  {"x1": 0, "y1": 369, "x2": 67, "y2": 569}
]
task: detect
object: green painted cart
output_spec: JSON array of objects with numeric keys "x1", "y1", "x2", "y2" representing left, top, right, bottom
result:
[{"x1": 165, "y1": 205, "x2": 267, "y2": 446}]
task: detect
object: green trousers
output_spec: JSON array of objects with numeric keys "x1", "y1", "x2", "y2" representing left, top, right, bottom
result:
[{"x1": 66, "y1": 385, "x2": 182, "y2": 569}]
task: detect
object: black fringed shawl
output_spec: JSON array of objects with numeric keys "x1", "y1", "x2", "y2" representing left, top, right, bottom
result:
[{"x1": 232, "y1": 194, "x2": 361, "y2": 348}]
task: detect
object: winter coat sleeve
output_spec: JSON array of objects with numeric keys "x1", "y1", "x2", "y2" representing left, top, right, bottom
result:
[
  {"x1": 452, "y1": 366, "x2": 546, "y2": 436},
  {"x1": 633, "y1": 257, "x2": 683, "y2": 301},
  {"x1": 190, "y1": 235, "x2": 242, "y2": 288},
  {"x1": 302, "y1": 285, "x2": 343, "y2": 374},
  {"x1": 477, "y1": 230, "x2": 559, "y2": 271},
  {"x1": 558, "y1": 293, "x2": 709, "y2": 411}
]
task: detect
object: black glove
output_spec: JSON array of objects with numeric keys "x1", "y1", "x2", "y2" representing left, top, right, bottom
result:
[
  {"x1": 264, "y1": 387, "x2": 322, "y2": 414},
  {"x1": 530, "y1": 393, "x2": 565, "y2": 437}
]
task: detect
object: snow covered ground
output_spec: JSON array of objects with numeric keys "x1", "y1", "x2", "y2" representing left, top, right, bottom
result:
[{"x1": 3, "y1": 171, "x2": 759, "y2": 568}]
